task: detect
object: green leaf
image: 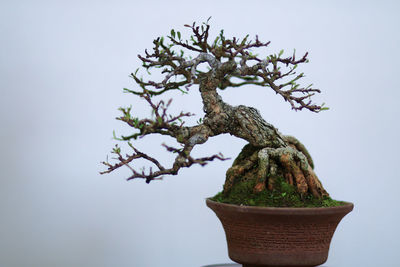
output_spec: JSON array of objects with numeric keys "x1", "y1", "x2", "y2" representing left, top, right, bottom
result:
[
  {"x1": 177, "y1": 31, "x2": 181, "y2": 40},
  {"x1": 170, "y1": 29, "x2": 175, "y2": 38},
  {"x1": 134, "y1": 68, "x2": 139, "y2": 75},
  {"x1": 113, "y1": 146, "x2": 121, "y2": 154},
  {"x1": 133, "y1": 118, "x2": 139, "y2": 127},
  {"x1": 320, "y1": 107, "x2": 330, "y2": 111},
  {"x1": 112, "y1": 130, "x2": 123, "y2": 141},
  {"x1": 219, "y1": 29, "x2": 225, "y2": 40},
  {"x1": 178, "y1": 88, "x2": 188, "y2": 94},
  {"x1": 306, "y1": 83, "x2": 313, "y2": 89},
  {"x1": 279, "y1": 49, "x2": 284, "y2": 56}
]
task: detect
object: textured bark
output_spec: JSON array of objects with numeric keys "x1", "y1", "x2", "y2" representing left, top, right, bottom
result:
[
  {"x1": 200, "y1": 74, "x2": 286, "y2": 148},
  {"x1": 197, "y1": 73, "x2": 328, "y2": 199}
]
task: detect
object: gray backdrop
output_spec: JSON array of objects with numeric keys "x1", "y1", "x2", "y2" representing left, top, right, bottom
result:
[{"x1": 1, "y1": 0, "x2": 399, "y2": 266}]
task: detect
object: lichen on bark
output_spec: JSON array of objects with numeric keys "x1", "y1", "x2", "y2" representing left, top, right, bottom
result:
[{"x1": 101, "y1": 19, "x2": 330, "y2": 202}]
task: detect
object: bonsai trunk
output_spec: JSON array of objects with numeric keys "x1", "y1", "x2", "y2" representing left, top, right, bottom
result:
[{"x1": 199, "y1": 72, "x2": 329, "y2": 199}]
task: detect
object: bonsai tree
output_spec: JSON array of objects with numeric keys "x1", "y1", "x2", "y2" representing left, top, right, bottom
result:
[{"x1": 101, "y1": 19, "x2": 338, "y2": 207}]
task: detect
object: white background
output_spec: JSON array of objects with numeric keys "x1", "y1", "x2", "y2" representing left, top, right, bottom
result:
[{"x1": 1, "y1": 1, "x2": 399, "y2": 266}]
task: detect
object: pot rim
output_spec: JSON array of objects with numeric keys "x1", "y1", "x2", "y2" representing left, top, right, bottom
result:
[{"x1": 206, "y1": 198, "x2": 354, "y2": 215}]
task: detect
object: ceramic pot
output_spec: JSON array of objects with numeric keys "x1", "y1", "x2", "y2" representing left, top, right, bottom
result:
[{"x1": 206, "y1": 199, "x2": 353, "y2": 267}]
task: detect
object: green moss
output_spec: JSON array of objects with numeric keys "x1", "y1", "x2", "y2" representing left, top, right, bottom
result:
[
  {"x1": 212, "y1": 177, "x2": 346, "y2": 208},
  {"x1": 232, "y1": 144, "x2": 259, "y2": 166}
]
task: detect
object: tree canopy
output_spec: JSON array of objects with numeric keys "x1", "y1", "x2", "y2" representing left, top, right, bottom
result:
[{"x1": 101, "y1": 19, "x2": 328, "y2": 199}]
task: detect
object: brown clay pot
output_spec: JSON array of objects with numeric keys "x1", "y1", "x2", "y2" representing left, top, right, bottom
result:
[{"x1": 206, "y1": 199, "x2": 353, "y2": 267}]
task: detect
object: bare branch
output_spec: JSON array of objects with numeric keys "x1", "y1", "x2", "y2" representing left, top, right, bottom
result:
[
  {"x1": 115, "y1": 93, "x2": 195, "y2": 141},
  {"x1": 101, "y1": 142, "x2": 229, "y2": 184}
]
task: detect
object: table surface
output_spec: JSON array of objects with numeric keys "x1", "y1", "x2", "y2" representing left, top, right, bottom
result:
[
  {"x1": 202, "y1": 264, "x2": 329, "y2": 267},
  {"x1": 202, "y1": 265, "x2": 241, "y2": 267}
]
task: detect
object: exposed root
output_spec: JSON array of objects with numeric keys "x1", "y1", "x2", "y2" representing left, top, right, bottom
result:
[
  {"x1": 284, "y1": 135, "x2": 314, "y2": 169},
  {"x1": 223, "y1": 145, "x2": 259, "y2": 194},
  {"x1": 223, "y1": 139, "x2": 329, "y2": 199},
  {"x1": 279, "y1": 150, "x2": 308, "y2": 195},
  {"x1": 260, "y1": 146, "x2": 328, "y2": 198}
]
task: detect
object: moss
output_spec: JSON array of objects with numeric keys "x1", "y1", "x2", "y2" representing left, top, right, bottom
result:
[
  {"x1": 232, "y1": 144, "x2": 259, "y2": 166},
  {"x1": 212, "y1": 177, "x2": 346, "y2": 208}
]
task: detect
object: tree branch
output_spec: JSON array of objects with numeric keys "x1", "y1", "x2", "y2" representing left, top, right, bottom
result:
[{"x1": 102, "y1": 19, "x2": 327, "y2": 184}]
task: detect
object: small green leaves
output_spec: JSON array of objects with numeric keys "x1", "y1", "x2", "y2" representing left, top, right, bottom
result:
[
  {"x1": 320, "y1": 102, "x2": 330, "y2": 111},
  {"x1": 219, "y1": 29, "x2": 225, "y2": 41},
  {"x1": 112, "y1": 145, "x2": 121, "y2": 154},
  {"x1": 178, "y1": 88, "x2": 188, "y2": 95},
  {"x1": 196, "y1": 117, "x2": 203, "y2": 124},
  {"x1": 177, "y1": 31, "x2": 181, "y2": 40},
  {"x1": 279, "y1": 49, "x2": 284, "y2": 57},
  {"x1": 133, "y1": 117, "x2": 139, "y2": 127},
  {"x1": 213, "y1": 36, "x2": 220, "y2": 46},
  {"x1": 170, "y1": 29, "x2": 175, "y2": 38},
  {"x1": 112, "y1": 130, "x2": 123, "y2": 141},
  {"x1": 127, "y1": 142, "x2": 134, "y2": 149}
]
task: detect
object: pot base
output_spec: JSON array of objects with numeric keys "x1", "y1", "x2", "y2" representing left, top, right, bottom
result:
[
  {"x1": 206, "y1": 199, "x2": 353, "y2": 267},
  {"x1": 242, "y1": 264, "x2": 317, "y2": 267}
]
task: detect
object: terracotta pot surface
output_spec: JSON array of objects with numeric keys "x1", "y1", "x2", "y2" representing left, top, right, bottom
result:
[{"x1": 206, "y1": 199, "x2": 353, "y2": 267}]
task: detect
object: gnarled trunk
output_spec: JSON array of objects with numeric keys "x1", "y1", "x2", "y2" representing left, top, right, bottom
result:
[{"x1": 199, "y1": 74, "x2": 329, "y2": 199}]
